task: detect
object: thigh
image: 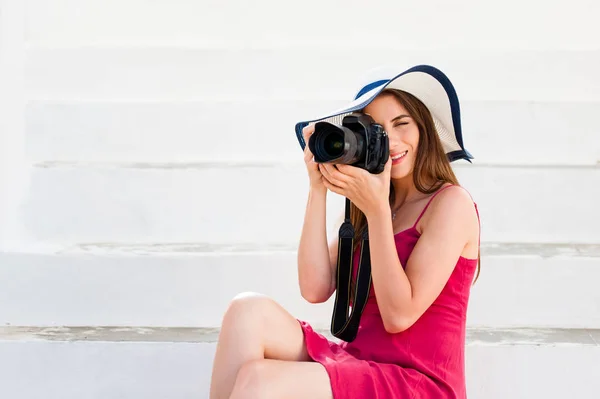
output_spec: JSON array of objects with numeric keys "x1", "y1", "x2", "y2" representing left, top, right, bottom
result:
[
  {"x1": 231, "y1": 359, "x2": 333, "y2": 399},
  {"x1": 224, "y1": 292, "x2": 311, "y2": 361}
]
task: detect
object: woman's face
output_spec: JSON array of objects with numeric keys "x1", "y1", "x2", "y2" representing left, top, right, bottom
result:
[{"x1": 363, "y1": 93, "x2": 420, "y2": 180}]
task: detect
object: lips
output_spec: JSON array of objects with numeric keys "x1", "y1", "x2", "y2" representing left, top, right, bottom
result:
[
  {"x1": 391, "y1": 151, "x2": 408, "y2": 160},
  {"x1": 391, "y1": 150, "x2": 408, "y2": 165}
]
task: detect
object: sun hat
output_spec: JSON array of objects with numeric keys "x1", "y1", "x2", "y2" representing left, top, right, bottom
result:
[{"x1": 294, "y1": 64, "x2": 474, "y2": 163}]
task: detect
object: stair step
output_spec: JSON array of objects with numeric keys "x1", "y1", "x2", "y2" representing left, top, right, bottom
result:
[
  {"x1": 20, "y1": 163, "x2": 600, "y2": 244},
  {"x1": 26, "y1": 99, "x2": 600, "y2": 166},
  {"x1": 27, "y1": 47, "x2": 600, "y2": 102},
  {"x1": 1, "y1": 250, "x2": 599, "y2": 328},
  {"x1": 2, "y1": 326, "x2": 599, "y2": 346},
  {"x1": 0, "y1": 327, "x2": 598, "y2": 399},
  {"x1": 26, "y1": 0, "x2": 599, "y2": 51}
]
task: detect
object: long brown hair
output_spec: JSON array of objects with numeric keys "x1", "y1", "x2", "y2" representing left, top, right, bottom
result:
[{"x1": 349, "y1": 89, "x2": 481, "y2": 283}]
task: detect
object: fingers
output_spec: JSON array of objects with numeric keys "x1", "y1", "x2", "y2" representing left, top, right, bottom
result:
[
  {"x1": 319, "y1": 163, "x2": 349, "y2": 188},
  {"x1": 302, "y1": 123, "x2": 315, "y2": 141},
  {"x1": 322, "y1": 177, "x2": 344, "y2": 196},
  {"x1": 302, "y1": 123, "x2": 315, "y2": 146},
  {"x1": 336, "y1": 163, "x2": 365, "y2": 179},
  {"x1": 302, "y1": 124, "x2": 316, "y2": 162},
  {"x1": 384, "y1": 155, "x2": 392, "y2": 170},
  {"x1": 304, "y1": 147, "x2": 315, "y2": 163}
]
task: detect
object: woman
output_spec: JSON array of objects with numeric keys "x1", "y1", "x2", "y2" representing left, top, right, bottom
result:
[{"x1": 209, "y1": 65, "x2": 481, "y2": 399}]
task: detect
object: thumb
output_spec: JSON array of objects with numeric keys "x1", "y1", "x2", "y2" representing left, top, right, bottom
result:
[{"x1": 385, "y1": 155, "x2": 392, "y2": 172}]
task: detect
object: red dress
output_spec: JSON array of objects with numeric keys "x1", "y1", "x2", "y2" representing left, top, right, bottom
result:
[{"x1": 298, "y1": 185, "x2": 480, "y2": 398}]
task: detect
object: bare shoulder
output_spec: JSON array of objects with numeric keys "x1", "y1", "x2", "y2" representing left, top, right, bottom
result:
[
  {"x1": 420, "y1": 185, "x2": 480, "y2": 253},
  {"x1": 432, "y1": 185, "x2": 476, "y2": 213}
]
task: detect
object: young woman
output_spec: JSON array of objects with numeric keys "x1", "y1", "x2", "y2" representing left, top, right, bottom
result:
[{"x1": 209, "y1": 65, "x2": 481, "y2": 399}]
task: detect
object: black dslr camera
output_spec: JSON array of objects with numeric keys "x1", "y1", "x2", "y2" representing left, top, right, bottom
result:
[{"x1": 308, "y1": 113, "x2": 389, "y2": 174}]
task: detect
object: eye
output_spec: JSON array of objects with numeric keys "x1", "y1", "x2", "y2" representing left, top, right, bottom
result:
[{"x1": 393, "y1": 122, "x2": 409, "y2": 128}]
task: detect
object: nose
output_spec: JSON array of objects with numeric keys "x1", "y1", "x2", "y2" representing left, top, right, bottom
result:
[{"x1": 388, "y1": 132, "x2": 401, "y2": 150}]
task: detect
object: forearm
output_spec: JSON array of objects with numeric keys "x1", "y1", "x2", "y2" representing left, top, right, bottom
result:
[
  {"x1": 297, "y1": 187, "x2": 332, "y2": 302},
  {"x1": 366, "y1": 207, "x2": 414, "y2": 331}
]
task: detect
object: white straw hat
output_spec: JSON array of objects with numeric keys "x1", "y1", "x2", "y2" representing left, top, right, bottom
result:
[{"x1": 294, "y1": 64, "x2": 473, "y2": 163}]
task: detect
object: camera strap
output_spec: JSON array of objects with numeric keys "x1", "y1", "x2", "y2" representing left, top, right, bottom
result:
[{"x1": 330, "y1": 198, "x2": 372, "y2": 342}]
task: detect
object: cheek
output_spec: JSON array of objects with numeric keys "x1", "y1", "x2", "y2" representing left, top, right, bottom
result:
[
  {"x1": 408, "y1": 128, "x2": 420, "y2": 148},
  {"x1": 387, "y1": 126, "x2": 420, "y2": 147}
]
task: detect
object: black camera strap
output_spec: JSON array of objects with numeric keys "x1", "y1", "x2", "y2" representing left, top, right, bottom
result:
[{"x1": 330, "y1": 198, "x2": 372, "y2": 342}]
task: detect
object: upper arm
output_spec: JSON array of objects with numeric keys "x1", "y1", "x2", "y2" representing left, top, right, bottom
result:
[
  {"x1": 403, "y1": 186, "x2": 479, "y2": 325},
  {"x1": 325, "y1": 212, "x2": 344, "y2": 299},
  {"x1": 327, "y1": 235, "x2": 339, "y2": 296}
]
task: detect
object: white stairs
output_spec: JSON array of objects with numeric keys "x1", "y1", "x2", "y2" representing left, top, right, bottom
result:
[{"x1": 1, "y1": 1, "x2": 599, "y2": 398}]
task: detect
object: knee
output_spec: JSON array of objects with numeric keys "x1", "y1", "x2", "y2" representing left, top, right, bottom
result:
[
  {"x1": 226, "y1": 292, "x2": 271, "y2": 317},
  {"x1": 230, "y1": 359, "x2": 271, "y2": 399},
  {"x1": 221, "y1": 292, "x2": 271, "y2": 326},
  {"x1": 231, "y1": 291, "x2": 269, "y2": 306}
]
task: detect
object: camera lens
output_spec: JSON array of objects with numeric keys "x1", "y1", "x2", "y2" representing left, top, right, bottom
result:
[
  {"x1": 323, "y1": 132, "x2": 344, "y2": 157},
  {"x1": 307, "y1": 113, "x2": 386, "y2": 173},
  {"x1": 309, "y1": 118, "x2": 366, "y2": 165}
]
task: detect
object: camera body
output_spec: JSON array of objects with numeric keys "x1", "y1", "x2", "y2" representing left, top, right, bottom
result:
[{"x1": 308, "y1": 113, "x2": 389, "y2": 174}]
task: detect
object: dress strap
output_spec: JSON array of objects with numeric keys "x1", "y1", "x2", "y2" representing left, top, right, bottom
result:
[{"x1": 411, "y1": 184, "x2": 456, "y2": 229}]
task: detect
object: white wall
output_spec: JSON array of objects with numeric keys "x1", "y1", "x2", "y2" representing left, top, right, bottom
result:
[
  {"x1": 2, "y1": 0, "x2": 600, "y2": 334},
  {"x1": 3, "y1": 0, "x2": 600, "y2": 252},
  {"x1": 0, "y1": 0, "x2": 599, "y2": 397},
  {"x1": 0, "y1": 0, "x2": 27, "y2": 250}
]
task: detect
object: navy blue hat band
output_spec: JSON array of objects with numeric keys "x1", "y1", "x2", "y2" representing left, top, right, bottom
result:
[{"x1": 354, "y1": 79, "x2": 389, "y2": 100}]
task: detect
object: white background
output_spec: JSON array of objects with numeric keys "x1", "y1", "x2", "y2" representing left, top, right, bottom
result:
[{"x1": 0, "y1": 1, "x2": 599, "y2": 398}]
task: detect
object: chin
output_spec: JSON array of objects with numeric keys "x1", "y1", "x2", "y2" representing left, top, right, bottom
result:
[
  {"x1": 391, "y1": 170, "x2": 411, "y2": 180},
  {"x1": 391, "y1": 164, "x2": 413, "y2": 180}
]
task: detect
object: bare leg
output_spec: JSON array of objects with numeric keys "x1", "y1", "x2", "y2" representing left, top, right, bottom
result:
[
  {"x1": 209, "y1": 292, "x2": 328, "y2": 399},
  {"x1": 229, "y1": 359, "x2": 333, "y2": 399}
]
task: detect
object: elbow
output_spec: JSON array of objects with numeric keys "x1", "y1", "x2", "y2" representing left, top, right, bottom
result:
[
  {"x1": 301, "y1": 291, "x2": 324, "y2": 304},
  {"x1": 383, "y1": 314, "x2": 415, "y2": 334},
  {"x1": 299, "y1": 285, "x2": 331, "y2": 304},
  {"x1": 301, "y1": 292, "x2": 329, "y2": 304},
  {"x1": 299, "y1": 273, "x2": 334, "y2": 304}
]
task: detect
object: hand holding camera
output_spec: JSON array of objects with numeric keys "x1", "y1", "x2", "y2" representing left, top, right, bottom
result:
[
  {"x1": 307, "y1": 113, "x2": 392, "y2": 218},
  {"x1": 302, "y1": 124, "x2": 327, "y2": 193},
  {"x1": 318, "y1": 154, "x2": 392, "y2": 219}
]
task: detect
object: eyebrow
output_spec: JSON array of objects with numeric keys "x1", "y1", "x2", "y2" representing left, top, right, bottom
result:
[{"x1": 391, "y1": 114, "x2": 410, "y2": 123}]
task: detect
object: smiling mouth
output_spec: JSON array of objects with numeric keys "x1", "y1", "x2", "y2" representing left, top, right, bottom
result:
[{"x1": 391, "y1": 151, "x2": 408, "y2": 160}]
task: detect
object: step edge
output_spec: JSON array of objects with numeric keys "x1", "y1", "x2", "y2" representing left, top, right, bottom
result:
[
  {"x1": 0, "y1": 326, "x2": 598, "y2": 347},
  {"x1": 3, "y1": 242, "x2": 600, "y2": 257},
  {"x1": 32, "y1": 160, "x2": 600, "y2": 170}
]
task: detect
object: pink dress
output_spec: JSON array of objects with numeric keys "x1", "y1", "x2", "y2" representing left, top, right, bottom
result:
[{"x1": 298, "y1": 184, "x2": 480, "y2": 398}]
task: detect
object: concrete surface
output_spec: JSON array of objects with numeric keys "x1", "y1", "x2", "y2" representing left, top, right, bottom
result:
[
  {"x1": 1, "y1": 0, "x2": 599, "y2": 398},
  {"x1": 16, "y1": 164, "x2": 600, "y2": 245},
  {"x1": 1, "y1": 251, "x2": 600, "y2": 329},
  {"x1": 0, "y1": 327, "x2": 598, "y2": 399}
]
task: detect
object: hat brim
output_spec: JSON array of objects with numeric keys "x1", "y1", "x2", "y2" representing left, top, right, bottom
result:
[{"x1": 295, "y1": 65, "x2": 473, "y2": 163}]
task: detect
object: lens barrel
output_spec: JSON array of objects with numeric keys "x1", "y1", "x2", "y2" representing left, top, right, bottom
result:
[{"x1": 309, "y1": 122, "x2": 366, "y2": 165}]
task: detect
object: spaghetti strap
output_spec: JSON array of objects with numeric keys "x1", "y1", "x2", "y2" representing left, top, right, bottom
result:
[{"x1": 412, "y1": 184, "x2": 456, "y2": 229}]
